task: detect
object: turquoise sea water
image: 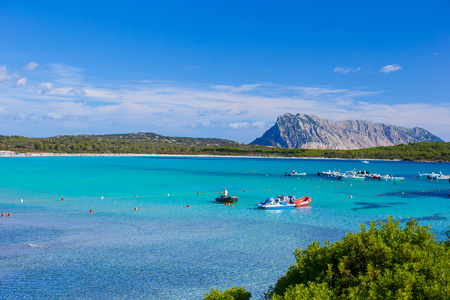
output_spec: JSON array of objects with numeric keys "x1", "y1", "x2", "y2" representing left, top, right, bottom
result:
[{"x1": 1, "y1": 156, "x2": 449, "y2": 299}]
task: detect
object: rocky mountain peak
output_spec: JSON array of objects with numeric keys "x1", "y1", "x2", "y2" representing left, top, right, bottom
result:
[{"x1": 251, "y1": 113, "x2": 443, "y2": 149}]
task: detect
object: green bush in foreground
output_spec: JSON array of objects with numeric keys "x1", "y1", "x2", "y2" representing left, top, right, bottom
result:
[
  {"x1": 269, "y1": 217, "x2": 450, "y2": 299},
  {"x1": 204, "y1": 218, "x2": 450, "y2": 299},
  {"x1": 204, "y1": 287, "x2": 251, "y2": 300}
]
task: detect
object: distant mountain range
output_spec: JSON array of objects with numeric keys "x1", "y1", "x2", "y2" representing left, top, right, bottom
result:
[{"x1": 251, "y1": 113, "x2": 444, "y2": 150}]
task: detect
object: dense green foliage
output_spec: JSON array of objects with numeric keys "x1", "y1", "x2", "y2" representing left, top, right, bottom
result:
[
  {"x1": 267, "y1": 217, "x2": 450, "y2": 299},
  {"x1": 203, "y1": 219, "x2": 450, "y2": 299},
  {"x1": 204, "y1": 287, "x2": 251, "y2": 300},
  {"x1": 0, "y1": 134, "x2": 449, "y2": 161}
]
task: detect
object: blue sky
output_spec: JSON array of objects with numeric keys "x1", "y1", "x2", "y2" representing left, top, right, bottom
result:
[{"x1": 1, "y1": 0, "x2": 449, "y2": 142}]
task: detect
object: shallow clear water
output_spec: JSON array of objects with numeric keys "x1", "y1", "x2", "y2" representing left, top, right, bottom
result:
[{"x1": 1, "y1": 156, "x2": 449, "y2": 299}]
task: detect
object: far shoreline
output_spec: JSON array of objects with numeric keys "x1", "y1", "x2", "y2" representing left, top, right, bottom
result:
[{"x1": 1, "y1": 151, "x2": 448, "y2": 163}]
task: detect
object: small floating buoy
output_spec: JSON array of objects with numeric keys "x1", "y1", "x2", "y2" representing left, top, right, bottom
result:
[
  {"x1": 379, "y1": 194, "x2": 382, "y2": 196},
  {"x1": 20, "y1": 199, "x2": 23, "y2": 203},
  {"x1": 135, "y1": 195, "x2": 137, "y2": 197},
  {"x1": 220, "y1": 191, "x2": 222, "y2": 194},
  {"x1": 1, "y1": 213, "x2": 4, "y2": 217},
  {"x1": 90, "y1": 209, "x2": 93, "y2": 213},
  {"x1": 331, "y1": 181, "x2": 333, "y2": 182},
  {"x1": 187, "y1": 205, "x2": 190, "y2": 208},
  {"x1": 402, "y1": 192, "x2": 405, "y2": 194},
  {"x1": 243, "y1": 190, "x2": 245, "y2": 192},
  {"x1": 167, "y1": 194, "x2": 170, "y2": 196},
  {"x1": 197, "y1": 192, "x2": 200, "y2": 195},
  {"x1": 336, "y1": 185, "x2": 338, "y2": 187},
  {"x1": 230, "y1": 205, "x2": 233, "y2": 207},
  {"x1": 101, "y1": 196, "x2": 104, "y2": 199},
  {"x1": 317, "y1": 186, "x2": 319, "y2": 188},
  {"x1": 8, "y1": 213, "x2": 11, "y2": 217},
  {"x1": 134, "y1": 207, "x2": 137, "y2": 211},
  {"x1": 421, "y1": 191, "x2": 424, "y2": 193},
  {"x1": 61, "y1": 198, "x2": 64, "y2": 201},
  {"x1": 268, "y1": 189, "x2": 270, "y2": 191},
  {"x1": 349, "y1": 183, "x2": 352, "y2": 186},
  {"x1": 349, "y1": 195, "x2": 353, "y2": 198}
]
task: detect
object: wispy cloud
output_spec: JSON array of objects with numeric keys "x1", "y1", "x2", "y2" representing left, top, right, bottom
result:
[
  {"x1": 0, "y1": 65, "x2": 28, "y2": 87},
  {"x1": 0, "y1": 62, "x2": 448, "y2": 142},
  {"x1": 379, "y1": 64, "x2": 402, "y2": 73},
  {"x1": 334, "y1": 67, "x2": 361, "y2": 74},
  {"x1": 23, "y1": 62, "x2": 39, "y2": 71}
]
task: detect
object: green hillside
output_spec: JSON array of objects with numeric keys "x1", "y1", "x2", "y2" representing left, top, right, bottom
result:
[{"x1": 0, "y1": 134, "x2": 448, "y2": 162}]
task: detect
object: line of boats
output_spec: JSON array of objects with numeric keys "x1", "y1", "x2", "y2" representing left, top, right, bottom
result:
[
  {"x1": 317, "y1": 170, "x2": 405, "y2": 181},
  {"x1": 419, "y1": 172, "x2": 450, "y2": 181}
]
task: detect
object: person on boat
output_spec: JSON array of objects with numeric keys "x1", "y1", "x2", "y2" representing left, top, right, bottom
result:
[
  {"x1": 224, "y1": 188, "x2": 228, "y2": 198},
  {"x1": 293, "y1": 170, "x2": 296, "y2": 174}
]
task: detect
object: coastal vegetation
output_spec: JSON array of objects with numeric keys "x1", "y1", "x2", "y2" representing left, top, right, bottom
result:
[
  {"x1": 0, "y1": 134, "x2": 449, "y2": 161},
  {"x1": 204, "y1": 218, "x2": 450, "y2": 299}
]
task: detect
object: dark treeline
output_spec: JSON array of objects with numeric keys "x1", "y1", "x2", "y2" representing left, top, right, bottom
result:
[{"x1": 0, "y1": 135, "x2": 449, "y2": 161}]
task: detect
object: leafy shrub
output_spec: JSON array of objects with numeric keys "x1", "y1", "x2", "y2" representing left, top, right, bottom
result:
[
  {"x1": 268, "y1": 217, "x2": 450, "y2": 299},
  {"x1": 204, "y1": 287, "x2": 251, "y2": 300}
]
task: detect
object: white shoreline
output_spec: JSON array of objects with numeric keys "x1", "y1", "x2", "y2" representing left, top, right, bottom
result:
[{"x1": 1, "y1": 151, "x2": 444, "y2": 163}]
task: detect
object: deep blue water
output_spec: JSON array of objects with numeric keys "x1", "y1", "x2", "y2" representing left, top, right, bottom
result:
[{"x1": 1, "y1": 156, "x2": 449, "y2": 299}]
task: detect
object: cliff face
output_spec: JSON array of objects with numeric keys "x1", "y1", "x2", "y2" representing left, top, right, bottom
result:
[{"x1": 250, "y1": 113, "x2": 444, "y2": 149}]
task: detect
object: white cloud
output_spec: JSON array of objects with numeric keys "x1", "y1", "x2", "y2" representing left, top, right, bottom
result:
[
  {"x1": 191, "y1": 121, "x2": 214, "y2": 128},
  {"x1": 16, "y1": 77, "x2": 28, "y2": 86},
  {"x1": 379, "y1": 64, "x2": 402, "y2": 73},
  {"x1": 0, "y1": 66, "x2": 13, "y2": 82},
  {"x1": 227, "y1": 122, "x2": 250, "y2": 129},
  {"x1": 23, "y1": 62, "x2": 39, "y2": 71},
  {"x1": 212, "y1": 83, "x2": 263, "y2": 93},
  {"x1": 0, "y1": 65, "x2": 28, "y2": 87},
  {"x1": 35, "y1": 82, "x2": 54, "y2": 94},
  {"x1": 334, "y1": 67, "x2": 361, "y2": 74}
]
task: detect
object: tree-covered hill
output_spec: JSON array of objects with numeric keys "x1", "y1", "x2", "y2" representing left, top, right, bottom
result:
[{"x1": 0, "y1": 134, "x2": 449, "y2": 162}]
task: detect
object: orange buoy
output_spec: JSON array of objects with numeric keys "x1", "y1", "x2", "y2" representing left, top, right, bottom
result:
[
  {"x1": 243, "y1": 190, "x2": 245, "y2": 192},
  {"x1": 268, "y1": 189, "x2": 270, "y2": 191},
  {"x1": 379, "y1": 194, "x2": 382, "y2": 196},
  {"x1": 135, "y1": 195, "x2": 137, "y2": 197},
  {"x1": 1, "y1": 213, "x2": 4, "y2": 217},
  {"x1": 197, "y1": 192, "x2": 200, "y2": 195},
  {"x1": 220, "y1": 191, "x2": 222, "y2": 194},
  {"x1": 61, "y1": 198, "x2": 64, "y2": 201},
  {"x1": 187, "y1": 205, "x2": 190, "y2": 208},
  {"x1": 8, "y1": 213, "x2": 11, "y2": 217},
  {"x1": 134, "y1": 207, "x2": 137, "y2": 211},
  {"x1": 230, "y1": 205, "x2": 233, "y2": 207},
  {"x1": 349, "y1": 195, "x2": 353, "y2": 198},
  {"x1": 90, "y1": 209, "x2": 93, "y2": 213},
  {"x1": 317, "y1": 186, "x2": 319, "y2": 188}
]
